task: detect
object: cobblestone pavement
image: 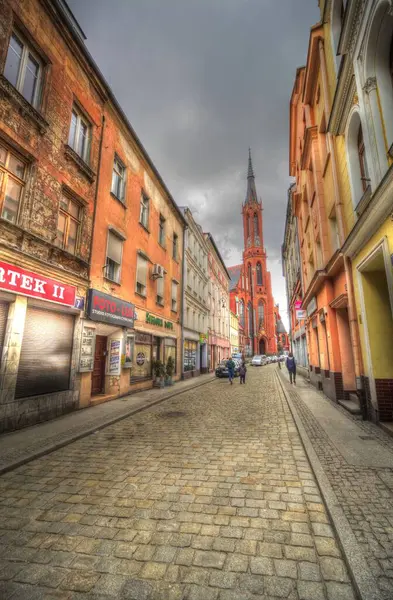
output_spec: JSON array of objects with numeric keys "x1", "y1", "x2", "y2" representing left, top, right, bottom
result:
[
  {"x1": 280, "y1": 371, "x2": 393, "y2": 600},
  {"x1": 0, "y1": 367, "x2": 356, "y2": 600}
]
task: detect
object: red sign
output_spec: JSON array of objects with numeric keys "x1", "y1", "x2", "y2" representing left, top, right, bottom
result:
[
  {"x1": 0, "y1": 261, "x2": 76, "y2": 306},
  {"x1": 295, "y1": 300, "x2": 302, "y2": 309}
]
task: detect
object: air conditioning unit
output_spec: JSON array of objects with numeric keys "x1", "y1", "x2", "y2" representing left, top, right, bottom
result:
[{"x1": 151, "y1": 264, "x2": 164, "y2": 280}]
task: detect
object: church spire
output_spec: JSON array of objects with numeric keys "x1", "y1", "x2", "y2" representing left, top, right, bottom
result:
[{"x1": 244, "y1": 148, "x2": 258, "y2": 205}]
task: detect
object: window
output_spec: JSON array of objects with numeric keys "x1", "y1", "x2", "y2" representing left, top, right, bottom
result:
[
  {"x1": 111, "y1": 155, "x2": 126, "y2": 202},
  {"x1": 357, "y1": 125, "x2": 369, "y2": 192},
  {"x1": 248, "y1": 264, "x2": 253, "y2": 293},
  {"x1": 239, "y1": 300, "x2": 245, "y2": 329},
  {"x1": 139, "y1": 192, "x2": 149, "y2": 229},
  {"x1": 173, "y1": 233, "x2": 178, "y2": 260},
  {"x1": 254, "y1": 213, "x2": 259, "y2": 237},
  {"x1": 171, "y1": 281, "x2": 178, "y2": 312},
  {"x1": 0, "y1": 143, "x2": 26, "y2": 223},
  {"x1": 156, "y1": 273, "x2": 164, "y2": 306},
  {"x1": 258, "y1": 301, "x2": 265, "y2": 328},
  {"x1": 159, "y1": 214, "x2": 166, "y2": 246},
  {"x1": 105, "y1": 231, "x2": 123, "y2": 283},
  {"x1": 136, "y1": 254, "x2": 148, "y2": 296},
  {"x1": 256, "y1": 262, "x2": 263, "y2": 286},
  {"x1": 68, "y1": 105, "x2": 91, "y2": 163},
  {"x1": 4, "y1": 31, "x2": 43, "y2": 108},
  {"x1": 56, "y1": 194, "x2": 81, "y2": 255}
]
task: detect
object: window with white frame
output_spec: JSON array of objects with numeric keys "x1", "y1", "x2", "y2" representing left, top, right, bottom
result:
[
  {"x1": 173, "y1": 233, "x2": 178, "y2": 260},
  {"x1": 156, "y1": 272, "x2": 164, "y2": 306},
  {"x1": 56, "y1": 194, "x2": 81, "y2": 255},
  {"x1": 4, "y1": 31, "x2": 43, "y2": 109},
  {"x1": 105, "y1": 231, "x2": 123, "y2": 283},
  {"x1": 0, "y1": 143, "x2": 26, "y2": 224},
  {"x1": 171, "y1": 281, "x2": 178, "y2": 312},
  {"x1": 139, "y1": 192, "x2": 149, "y2": 229},
  {"x1": 159, "y1": 214, "x2": 166, "y2": 246},
  {"x1": 68, "y1": 105, "x2": 91, "y2": 163},
  {"x1": 111, "y1": 155, "x2": 126, "y2": 202},
  {"x1": 136, "y1": 254, "x2": 148, "y2": 296}
]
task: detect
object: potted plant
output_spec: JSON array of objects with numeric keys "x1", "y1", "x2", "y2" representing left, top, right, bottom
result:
[
  {"x1": 166, "y1": 356, "x2": 175, "y2": 386},
  {"x1": 152, "y1": 360, "x2": 165, "y2": 388}
]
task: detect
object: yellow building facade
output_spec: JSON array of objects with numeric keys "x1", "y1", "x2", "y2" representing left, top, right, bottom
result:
[{"x1": 230, "y1": 311, "x2": 240, "y2": 356}]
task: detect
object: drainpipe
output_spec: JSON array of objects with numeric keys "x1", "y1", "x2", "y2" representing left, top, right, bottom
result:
[
  {"x1": 318, "y1": 39, "x2": 364, "y2": 385},
  {"x1": 180, "y1": 223, "x2": 188, "y2": 380},
  {"x1": 89, "y1": 114, "x2": 106, "y2": 268}
]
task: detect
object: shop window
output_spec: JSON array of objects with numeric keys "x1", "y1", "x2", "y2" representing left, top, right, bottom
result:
[
  {"x1": 124, "y1": 333, "x2": 134, "y2": 369},
  {"x1": 171, "y1": 280, "x2": 178, "y2": 312},
  {"x1": 165, "y1": 337, "x2": 177, "y2": 373},
  {"x1": 55, "y1": 194, "x2": 81, "y2": 255},
  {"x1": 105, "y1": 231, "x2": 123, "y2": 283},
  {"x1": 4, "y1": 30, "x2": 43, "y2": 109},
  {"x1": 184, "y1": 340, "x2": 197, "y2": 372},
  {"x1": 131, "y1": 332, "x2": 152, "y2": 381},
  {"x1": 136, "y1": 254, "x2": 148, "y2": 296},
  {"x1": 68, "y1": 105, "x2": 91, "y2": 163},
  {"x1": 159, "y1": 214, "x2": 166, "y2": 247},
  {"x1": 111, "y1": 155, "x2": 126, "y2": 202},
  {"x1": 139, "y1": 191, "x2": 149, "y2": 229},
  {"x1": 156, "y1": 272, "x2": 164, "y2": 306},
  {"x1": 173, "y1": 233, "x2": 178, "y2": 260},
  {"x1": 0, "y1": 143, "x2": 26, "y2": 224}
]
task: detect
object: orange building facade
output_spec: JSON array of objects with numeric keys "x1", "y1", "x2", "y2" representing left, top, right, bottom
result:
[{"x1": 228, "y1": 153, "x2": 277, "y2": 356}]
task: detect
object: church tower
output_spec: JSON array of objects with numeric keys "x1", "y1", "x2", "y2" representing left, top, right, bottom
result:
[{"x1": 228, "y1": 151, "x2": 277, "y2": 356}]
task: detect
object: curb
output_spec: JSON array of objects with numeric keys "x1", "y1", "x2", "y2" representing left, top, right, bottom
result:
[
  {"x1": 0, "y1": 376, "x2": 216, "y2": 477},
  {"x1": 275, "y1": 370, "x2": 382, "y2": 600}
]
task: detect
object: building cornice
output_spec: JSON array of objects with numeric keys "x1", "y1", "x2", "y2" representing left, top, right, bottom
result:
[
  {"x1": 328, "y1": 57, "x2": 356, "y2": 135},
  {"x1": 301, "y1": 126, "x2": 318, "y2": 170}
]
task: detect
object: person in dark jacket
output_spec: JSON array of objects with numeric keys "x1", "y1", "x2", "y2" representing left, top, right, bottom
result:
[
  {"x1": 286, "y1": 353, "x2": 296, "y2": 384},
  {"x1": 239, "y1": 362, "x2": 247, "y2": 385},
  {"x1": 227, "y1": 358, "x2": 235, "y2": 385}
]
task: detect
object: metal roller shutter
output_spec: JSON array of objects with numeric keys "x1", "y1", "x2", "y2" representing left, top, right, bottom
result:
[
  {"x1": 15, "y1": 307, "x2": 74, "y2": 399},
  {"x1": 0, "y1": 302, "x2": 9, "y2": 359}
]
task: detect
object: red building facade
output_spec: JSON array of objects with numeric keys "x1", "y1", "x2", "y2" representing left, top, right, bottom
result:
[{"x1": 229, "y1": 152, "x2": 277, "y2": 356}]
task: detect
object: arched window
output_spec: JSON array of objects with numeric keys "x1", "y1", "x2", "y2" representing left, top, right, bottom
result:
[
  {"x1": 357, "y1": 125, "x2": 369, "y2": 192},
  {"x1": 248, "y1": 264, "x2": 253, "y2": 293},
  {"x1": 258, "y1": 301, "x2": 264, "y2": 328},
  {"x1": 256, "y1": 262, "x2": 263, "y2": 286},
  {"x1": 239, "y1": 300, "x2": 245, "y2": 329},
  {"x1": 247, "y1": 302, "x2": 253, "y2": 338},
  {"x1": 253, "y1": 213, "x2": 259, "y2": 237}
]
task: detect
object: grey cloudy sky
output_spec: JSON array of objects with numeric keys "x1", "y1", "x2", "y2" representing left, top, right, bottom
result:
[{"x1": 69, "y1": 0, "x2": 319, "y2": 329}]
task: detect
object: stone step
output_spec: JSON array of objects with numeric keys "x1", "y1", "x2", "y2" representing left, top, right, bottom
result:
[{"x1": 338, "y1": 397, "x2": 362, "y2": 416}]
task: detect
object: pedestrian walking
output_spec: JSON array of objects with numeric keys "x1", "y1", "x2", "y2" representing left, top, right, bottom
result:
[
  {"x1": 227, "y1": 357, "x2": 235, "y2": 385},
  {"x1": 239, "y1": 362, "x2": 247, "y2": 385},
  {"x1": 286, "y1": 352, "x2": 296, "y2": 385}
]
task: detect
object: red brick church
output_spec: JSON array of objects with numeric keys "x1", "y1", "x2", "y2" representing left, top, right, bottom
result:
[{"x1": 229, "y1": 151, "x2": 285, "y2": 356}]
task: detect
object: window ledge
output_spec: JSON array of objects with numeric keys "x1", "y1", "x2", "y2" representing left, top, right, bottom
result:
[
  {"x1": 171, "y1": 309, "x2": 178, "y2": 315},
  {"x1": 355, "y1": 185, "x2": 372, "y2": 217},
  {"x1": 156, "y1": 301, "x2": 165, "y2": 307},
  {"x1": 64, "y1": 144, "x2": 96, "y2": 183},
  {"x1": 0, "y1": 75, "x2": 49, "y2": 134},
  {"x1": 135, "y1": 290, "x2": 147, "y2": 299},
  {"x1": 139, "y1": 222, "x2": 150, "y2": 234},
  {"x1": 110, "y1": 191, "x2": 127, "y2": 207},
  {"x1": 103, "y1": 276, "x2": 121, "y2": 286},
  {"x1": 158, "y1": 242, "x2": 166, "y2": 251}
]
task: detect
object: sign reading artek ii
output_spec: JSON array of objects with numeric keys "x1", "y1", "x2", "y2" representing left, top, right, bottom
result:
[
  {"x1": 0, "y1": 261, "x2": 76, "y2": 306},
  {"x1": 88, "y1": 289, "x2": 135, "y2": 328}
]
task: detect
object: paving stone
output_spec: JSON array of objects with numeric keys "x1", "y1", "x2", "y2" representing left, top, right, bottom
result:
[
  {"x1": 61, "y1": 570, "x2": 100, "y2": 592},
  {"x1": 213, "y1": 538, "x2": 235, "y2": 553},
  {"x1": 237, "y1": 573, "x2": 265, "y2": 594},
  {"x1": 274, "y1": 558, "x2": 298, "y2": 579},
  {"x1": 298, "y1": 561, "x2": 321, "y2": 581},
  {"x1": 209, "y1": 570, "x2": 237, "y2": 588},
  {"x1": 226, "y1": 553, "x2": 249, "y2": 572},
  {"x1": 297, "y1": 580, "x2": 326, "y2": 600},
  {"x1": 186, "y1": 585, "x2": 218, "y2": 600},
  {"x1": 326, "y1": 582, "x2": 357, "y2": 600},
  {"x1": 193, "y1": 551, "x2": 226, "y2": 569},
  {"x1": 121, "y1": 578, "x2": 153, "y2": 599},
  {"x1": 284, "y1": 545, "x2": 317, "y2": 562},
  {"x1": 258, "y1": 541, "x2": 283, "y2": 558},
  {"x1": 314, "y1": 537, "x2": 341, "y2": 558},
  {"x1": 311, "y1": 523, "x2": 334, "y2": 538},
  {"x1": 264, "y1": 575, "x2": 296, "y2": 598},
  {"x1": 320, "y1": 557, "x2": 350, "y2": 582},
  {"x1": 93, "y1": 573, "x2": 127, "y2": 596},
  {"x1": 140, "y1": 562, "x2": 167, "y2": 580},
  {"x1": 250, "y1": 556, "x2": 274, "y2": 575}
]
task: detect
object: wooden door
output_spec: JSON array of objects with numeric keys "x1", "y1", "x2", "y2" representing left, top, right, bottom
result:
[{"x1": 92, "y1": 335, "x2": 107, "y2": 395}]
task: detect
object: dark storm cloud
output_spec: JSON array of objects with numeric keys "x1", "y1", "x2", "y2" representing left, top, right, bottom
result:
[{"x1": 68, "y1": 0, "x2": 319, "y2": 326}]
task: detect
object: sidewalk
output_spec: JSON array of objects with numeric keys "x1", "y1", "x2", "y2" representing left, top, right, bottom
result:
[
  {"x1": 277, "y1": 367, "x2": 393, "y2": 600},
  {"x1": 0, "y1": 373, "x2": 216, "y2": 476}
]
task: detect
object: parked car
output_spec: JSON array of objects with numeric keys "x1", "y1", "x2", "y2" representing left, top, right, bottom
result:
[
  {"x1": 215, "y1": 360, "x2": 240, "y2": 378},
  {"x1": 232, "y1": 353, "x2": 243, "y2": 361},
  {"x1": 251, "y1": 355, "x2": 265, "y2": 366}
]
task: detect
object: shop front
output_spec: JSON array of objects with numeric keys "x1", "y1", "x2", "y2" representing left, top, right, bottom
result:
[
  {"x1": 0, "y1": 260, "x2": 84, "y2": 432},
  {"x1": 79, "y1": 288, "x2": 135, "y2": 405},
  {"x1": 131, "y1": 307, "x2": 180, "y2": 389},
  {"x1": 183, "y1": 328, "x2": 200, "y2": 378}
]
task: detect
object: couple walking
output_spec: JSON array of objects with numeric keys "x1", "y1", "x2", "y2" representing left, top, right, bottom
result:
[{"x1": 226, "y1": 358, "x2": 247, "y2": 385}]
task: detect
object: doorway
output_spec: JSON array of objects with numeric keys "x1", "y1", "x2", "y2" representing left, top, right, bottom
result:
[
  {"x1": 259, "y1": 338, "x2": 266, "y2": 354},
  {"x1": 92, "y1": 335, "x2": 107, "y2": 395}
]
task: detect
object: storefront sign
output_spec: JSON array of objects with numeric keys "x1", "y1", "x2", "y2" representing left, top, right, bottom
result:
[
  {"x1": 79, "y1": 325, "x2": 96, "y2": 372},
  {"x1": 306, "y1": 296, "x2": 317, "y2": 317},
  {"x1": 88, "y1": 289, "x2": 135, "y2": 328},
  {"x1": 199, "y1": 333, "x2": 208, "y2": 344},
  {"x1": 0, "y1": 261, "x2": 76, "y2": 306},
  {"x1": 146, "y1": 312, "x2": 174, "y2": 330},
  {"x1": 296, "y1": 309, "x2": 307, "y2": 320},
  {"x1": 108, "y1": 339, "x2": 121, "y2": 375}
]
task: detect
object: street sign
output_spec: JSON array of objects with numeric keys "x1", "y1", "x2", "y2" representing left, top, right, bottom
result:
[{"x1": 296, "y1": 309, "x2": 307, "y2": 320}]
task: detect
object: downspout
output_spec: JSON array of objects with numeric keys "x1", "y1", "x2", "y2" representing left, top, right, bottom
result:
[
  {"x1": 89, "y1": 114, "x2": 106, "y2": 267},
  {"x1": 318, "y1": 39, "x2": 364, "y2": 385},
  {"x1": 180, "y1": 224, "x2": 188, "y2": 380}
]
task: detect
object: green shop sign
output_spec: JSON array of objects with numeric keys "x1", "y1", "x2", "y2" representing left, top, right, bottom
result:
[{"x1": 146, "y1": 312, "x2": 174, "y2": 330}]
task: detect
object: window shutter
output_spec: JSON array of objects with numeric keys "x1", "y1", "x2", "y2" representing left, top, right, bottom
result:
[
  {"x1": 107, "y1": 232, "x2": 122, "y2": 264},
  {"x1": 137, "y1": 255, "x2": 147, "y2": 286},
  {"x1": 157, "y1": 274, "x2": 164, "y2": 297}
]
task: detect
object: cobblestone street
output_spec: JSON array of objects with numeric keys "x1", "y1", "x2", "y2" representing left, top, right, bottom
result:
[{"x1": 0, "y1": 366, "x2": 356, "y2": 600}]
